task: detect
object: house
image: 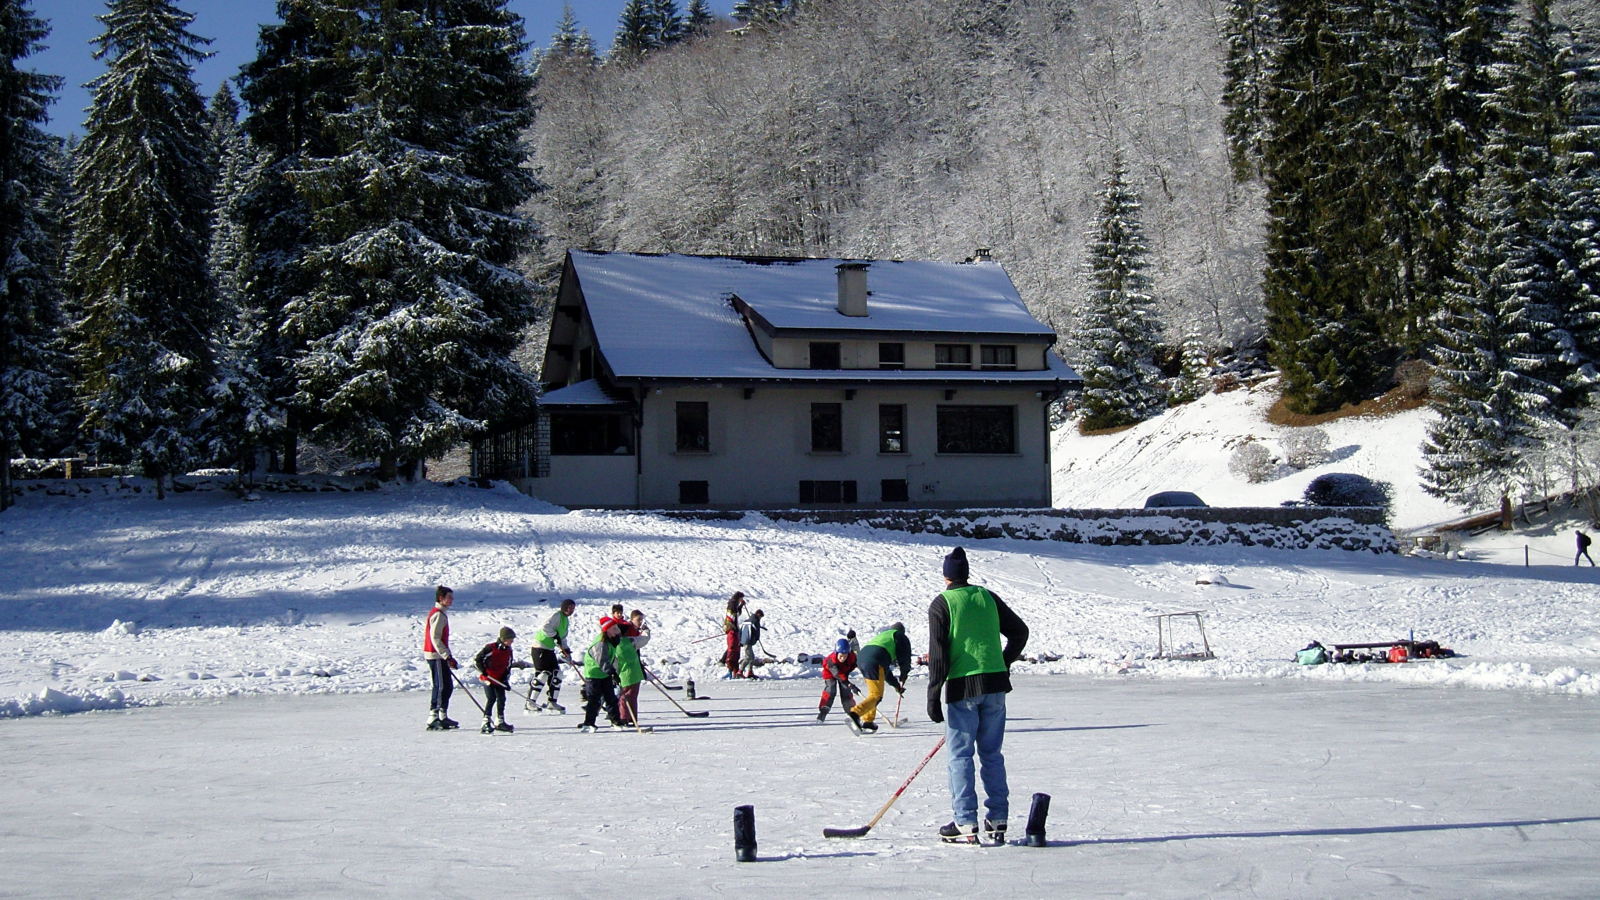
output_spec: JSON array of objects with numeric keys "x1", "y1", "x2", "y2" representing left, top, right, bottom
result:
[{"x1": 484, "y1": 250, "x2": 1079, "y2": 509}]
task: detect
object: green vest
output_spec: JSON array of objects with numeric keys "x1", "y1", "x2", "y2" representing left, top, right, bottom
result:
[
  {"x1": 942, "y1": 586, "x2": 1006, "y2": 679},
  {"x1": 866, "y1": 628, "x2": 899, "y2": 653},
  {"x1": 537, "y1": 612, "x2": 569, "y2": 650},
  {"x1": 582, "y1": 635, "x2": 610, "y2": 680},
  {"x1": 615, "y1": 635, "x2": 643, "y2": 688}
]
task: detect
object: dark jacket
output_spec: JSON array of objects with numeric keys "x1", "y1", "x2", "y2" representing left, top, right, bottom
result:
[
  {"x1": 856, "y1": 628, "x2": 912, "y2": 690},
  {"x1": 926, "y1": 583, "x2": 1028, "y2": 720}
]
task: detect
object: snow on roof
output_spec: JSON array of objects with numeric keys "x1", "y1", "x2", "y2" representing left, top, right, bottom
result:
[
  {"x1": 539, "y1": 379, "x2": 632, "y2": 407},
  {"x1": 569, "y1": 251, "x2": 1075, "y2": 382}
]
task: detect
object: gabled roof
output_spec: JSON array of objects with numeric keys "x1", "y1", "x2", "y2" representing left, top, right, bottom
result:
[{"x1": 566, "y1": 250, "x2": 1078, "y2": 384}]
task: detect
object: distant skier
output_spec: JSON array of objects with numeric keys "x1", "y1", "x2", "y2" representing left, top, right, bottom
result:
[
  {"x1": 1578, "y1": 530, "x2": 1595, "y2": 567},
  {"x1": 617, "y1": 610, "x2": 651, "y2": 728},
  {"x1": 423, "y1": 586, "x2": 458, "y2": 731},
  {"x1": 578, "y1": 618, "x2": 625, "y2": 732},
  {"x1": 817, "y1": 638, "x2": 858, "y2": 723},
  {"x1": 848, "y1": 622, "x2": 911, "y2": 732},
  {"x1": 928, "y1": 546, "x2": 1029, "y2": 846},
  {"x1": 530, "y1": 599, "x2": 576, "y2": 712},
  {"x1": 722, "y1": 592, "x2": 747, "y2": 677},
  {"x1": 738, "y1": 609, "x2": 765, "y2": 678},
  {"x1": 474, "y1": 627, "x2": 530, "y2": 734}
]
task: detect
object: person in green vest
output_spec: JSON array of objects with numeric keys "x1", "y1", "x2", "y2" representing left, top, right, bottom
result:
[
  {"x1": 578, "y1": 618, "x2": 625, "y2": 733},
  {"x1": 529, "y1": 599, "x2": 576, "y2": 712},
  {"x1": 927, "y1": 546, "x2": 1028, "y2": 846},
  {"x1": 616, "y1": 609, "x2": 651, "y2": 727},
  {"x1": 847, "y1": 623, "x2": 912, "y2": 733}
]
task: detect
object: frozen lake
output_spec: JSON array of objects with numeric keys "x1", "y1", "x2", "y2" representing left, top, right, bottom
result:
[{"x1": 2, "y1": 674, "x2": 1596, "y2": 898}]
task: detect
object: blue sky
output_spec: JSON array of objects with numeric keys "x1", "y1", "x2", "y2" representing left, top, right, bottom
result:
[{"x1": 30, "y1": 1, "x2": 727, "y2": 138}]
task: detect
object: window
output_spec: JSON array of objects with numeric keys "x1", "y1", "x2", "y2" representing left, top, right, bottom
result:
[
  {"x1": 676, "y1": 402, "x2": 709, "y2": 452},
  {"x1": 935, "y1": 344, "x2": 972, "y2": 370},
  {"x1": 937, "y1": 406, "x2": 1016, "y2": 454},
  {"x1": 550, "y1": 413, "x2": 632, "y2": 456},
  {"x1": 809, "y1": 342, "x2": 841, "y2": 370},
  {"x1": 878, "y1": 404, "x2": 906, "y2": 453},
  {"x1": 878, "y1": 343, "x2": 905, "y2": 370},
  {"x1": 799, "y1": 480, "x2": 857, "y2": 504},
  {"x1": 980, "y1": 345, "x2": 1017, "y2": 370},
  {"x1": 679, "y1": 481, "x2": 709, "y2": 504},
  {"x1": 811, "y1": 403, "x2": 843, "y2": 452},
  {"x1": 881, "y1": 479, "x2": 909, "y2": 502}
]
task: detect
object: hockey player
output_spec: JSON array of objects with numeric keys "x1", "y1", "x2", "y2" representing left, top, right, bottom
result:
[
  {"x1": 817, "y1": 638, "x2": 857, "y2": 723},
  {"x1": 737, "y1": 609, "x2": 765, "y2": 677},
  {"x1": 848, "y1": 622, "x2": 912, "y2": 733},
  {"x1": 578, "y1": 618, "x2": 625, "y2": 732},
  {"x1": 423, "y1": 586, "x2": 458, "y2": 731},
  {"x1": 529, "y1": 599, "x2": 576, "y2": 712},
  {"x1": 616, "y1": 610, "x2": 651, "y2": 728},
  {"x1": 475, "y1": 627, "x2": 530, "y2": 734},
  {"x1": 722, "y1": 592, "x2": 747, "y2": 677}
]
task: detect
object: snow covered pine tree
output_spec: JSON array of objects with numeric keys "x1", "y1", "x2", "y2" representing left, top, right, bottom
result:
[
  {"x1": 65, "y1": 0, "x2": 217, "y2": 499},
  {"x1": 1073, "y1": 153, "x2": 1166, "y2": 432}
]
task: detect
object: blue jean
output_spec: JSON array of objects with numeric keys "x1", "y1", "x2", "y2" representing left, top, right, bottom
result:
[{"x1": 945, "y1": 692, "x2": 1008, "y2": 826}]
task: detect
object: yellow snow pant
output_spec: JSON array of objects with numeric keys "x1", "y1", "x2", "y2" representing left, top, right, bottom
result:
[{"x1": 851, "y1": 676, "x2": 885, "y2": 724}]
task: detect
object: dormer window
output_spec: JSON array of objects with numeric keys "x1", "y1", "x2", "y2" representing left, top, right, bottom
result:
[
  {"x1": 810, "y1": 342, "x2": 841, "y2": 370},
  {"x1": 935, "y1": 344, "x2": 972, "y2": 370},
  {"x1": 980, "y1": 345, "x2": 1017, "y2": 370}
]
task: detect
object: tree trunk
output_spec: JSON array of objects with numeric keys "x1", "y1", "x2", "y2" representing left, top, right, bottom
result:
[
  {"x1": 154, "y1": 471, "x2": 166, "y2": 500},
  {"x1": 379, "y1": 452, "x2": 397, "y2": 482},
  {"x1": 0, "y1": 439, "x2": 11, "y2": 512},
  {"x1": 282, "y1": 431, "x2": 298, "y2": 476},
  {"x1": 1500, "y1": 494, "x2": 1512, "y2": 531}
]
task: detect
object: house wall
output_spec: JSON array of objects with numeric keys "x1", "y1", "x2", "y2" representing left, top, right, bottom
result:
[
  {"x1": 522, "y1": 455, "x2": 637, "y2": 508},
  {"x1": 636, "y1": 385, "x2": 1052, "y2": 509}
]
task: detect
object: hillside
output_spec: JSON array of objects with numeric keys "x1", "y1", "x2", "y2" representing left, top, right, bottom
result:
[{"x1": 1052, "y1": 379, "x2": 1459, "y2": 530}]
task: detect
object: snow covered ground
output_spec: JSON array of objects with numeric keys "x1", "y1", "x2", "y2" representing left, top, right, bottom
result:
[
  {"x1": 3, "y1": 676, "x2": 1597, "y2": 899},
  {"x1": 2, "y1": 480, "x2": 1599, "y2": 717},
  {"x1": 1051, "y1": 380, "x2": 1459, "y2": 530}
]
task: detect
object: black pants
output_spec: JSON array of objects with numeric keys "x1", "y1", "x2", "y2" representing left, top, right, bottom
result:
[
  {"x1": 429, "y1": 658, "x2": 453, "y2": 713},
  {"x1": 818, "y1": 677, "x2": 855, "y2": 718},
  {"x1": 484, "y1": 682, "x2": 506, "y2": 720},
  {"x1": 1579, "y1": 547, "x2": 1595, "y2": 566},
  {"x1": 582, "y1": 677, "x2": 619, "y2": 727},
  {"x1": 532, "y1": 648, "x2": 562, "y2": 701}
]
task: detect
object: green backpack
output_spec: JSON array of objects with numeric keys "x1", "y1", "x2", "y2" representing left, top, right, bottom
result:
[{"x1": 1296, "y1": 642, "x2": 1328, "y2": 666}]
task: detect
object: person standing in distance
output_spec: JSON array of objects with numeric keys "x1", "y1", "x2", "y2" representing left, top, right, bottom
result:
[
  {"x1": 927, "y1": 547, "x2": 1028, "y2": 845},
  {"x1": 423, "y1": 586, "x2": 459, "y2": 731},
  {"x1": 1577, "y1": 530, "x2": 1595, "y2": 567}
]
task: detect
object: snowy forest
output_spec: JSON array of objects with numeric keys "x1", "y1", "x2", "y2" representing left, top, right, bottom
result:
[{"x1": 1, "y1": 0, "x2": 1599, "y2": 514}]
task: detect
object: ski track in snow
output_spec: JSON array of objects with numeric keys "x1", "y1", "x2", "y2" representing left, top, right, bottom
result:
[{"x1": 3, "y1": 481, "x2": 1600, "y2": 715}]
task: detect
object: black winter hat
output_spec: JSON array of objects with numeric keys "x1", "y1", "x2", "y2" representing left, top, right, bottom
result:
[{"x1": 943, "y1": 547, "x2": 969, "y2": 581}]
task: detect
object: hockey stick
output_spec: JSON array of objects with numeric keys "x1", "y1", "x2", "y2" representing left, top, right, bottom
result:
[
  {"x1": 446, "y1": 666, "x2": 488, "y2": 716},
  {"x1": 823, "y1": 736, "x2": 945, "y2": 838},
  {"x1": 642, "y1": 666, "x2": 710, "y2": 717},
  {"x1": 890, "y1": 689, "x2": 903, "y2": 730}
]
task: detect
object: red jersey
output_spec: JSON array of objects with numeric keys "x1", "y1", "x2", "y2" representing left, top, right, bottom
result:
[{"x1": 822, "y1": 651, "x2": 856, "y2": 680}]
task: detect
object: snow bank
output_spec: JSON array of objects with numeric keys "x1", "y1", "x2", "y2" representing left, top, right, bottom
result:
[{"x1": 0, "y1": 687, "x2": 147, "y2": 718}]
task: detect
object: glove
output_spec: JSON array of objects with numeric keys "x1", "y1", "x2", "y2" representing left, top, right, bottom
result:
[
  {"x1": 894, "y1": 685, "x2": 905, "y2": 697},
  {"x1": 928, "y1": 697, "x2": 944, "y2": 724},
  {"x1": 448, "y1": 658, "x2": 458, "y2": 670}
]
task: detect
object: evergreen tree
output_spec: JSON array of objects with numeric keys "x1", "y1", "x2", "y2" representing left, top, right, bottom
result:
[
  {"x1": 1221, "y1": 0, "x2": 1277, "y2": 183},
  {"x1": 290, "y1": 0, "x2": 540, "y2": 480},
  {"x1": 234, "y1": 0, "x2": 353, "y2": 474},
  {"x1": 1074, "y1": 155, "x2": 1166, "y2": 431},
  {"x1": 1, "y1": 0, "x2": 70, "y2": 503},
  {"x1": 612, "y1": 0, "x2": 659, "y2": 59},
  {"x1": 1261, "y1": 0, "x2": 1390, "y2": 414},
  {"x1": 732, "y1": 0, "x2": 790, "y2": 27},
  {"x1": 550, "y1": 4, "x2": 595, "y2": 58},
  {"x1": 652, "y1": 0, "x2": 684, "y2": 47},
  {"x1": 64, "y1": 0, "x2": 215, "y2": 497},
  {"x1": 685, "y1": 0, "x2": 714, "y2": 37}
]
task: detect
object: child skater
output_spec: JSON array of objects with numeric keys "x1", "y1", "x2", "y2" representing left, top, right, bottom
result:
[
  {"x1": 722, "y1": 592, "x2": 746, "y2": 678},
  {"x1": 817, "y1": 638, "x2": 858, "y2": 723},
  {"x1": 616, "y1": 610, "x2": 651, "y2": 730},
  {"x1": 578, "y1": 618, "x2": 625, "y2": 733},
  {"x1": 474, "y1": 627, "x2": 530, "y2": 734}
]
